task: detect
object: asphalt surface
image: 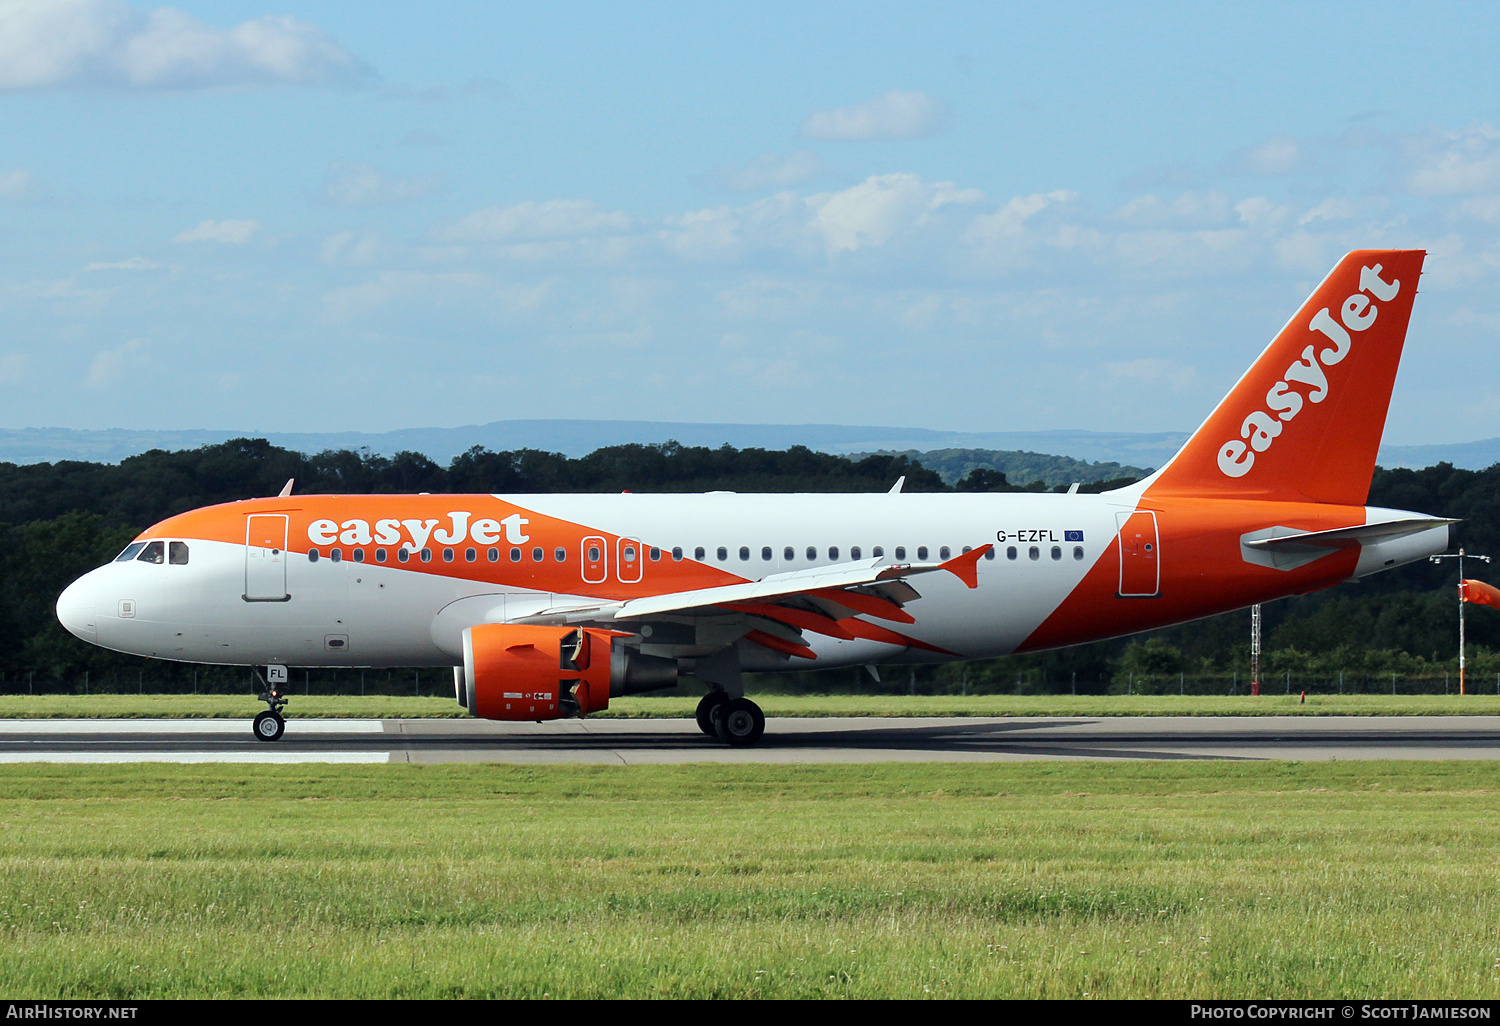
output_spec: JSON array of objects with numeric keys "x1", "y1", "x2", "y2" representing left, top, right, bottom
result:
[{"x1": 3, "y1": 715, "x2": 1500, "y2": 763}]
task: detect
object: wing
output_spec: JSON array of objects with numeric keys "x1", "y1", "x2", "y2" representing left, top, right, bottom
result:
[{"x1": 510, "y1": 545, "x2": 993, "y2": 661}]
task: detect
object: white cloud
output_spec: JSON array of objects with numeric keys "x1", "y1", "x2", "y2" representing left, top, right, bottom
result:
[
  {"x1": 1244, "y1": 136, "x2": 1302, "y2": 175},
  {"x1": 701, "y1": 151, "x2": 828, "y2": 192},
  {"x1": 1114, "y1": 191, "x2": 1233, "y2": 227},
  {"x1": 320, "y1": 230, "x2": 385, "y2": 266},
  {"x1": 0, "y1": 0, "x2": 372, "y2": 91},
  {"x1": 436, "y1": 200, "x2": 632, "y2": 243},
  {"x1": 1106, "y1": 358, "x2": 1197, "y2": 391},
  {"x1": 174, "y1": 219, "x2": 260, "y2": 244},
  {"x1": 323, "y1": 163, "x2": 439, "y2": 207},
  {"x1": 1234, "y1": 197, "x2": 1291, "y2": 229},
  {"x1": 83, "y1": 256, "x2": 160, "y2": 271},
  {"x1": 799, "y1": 90, "x2": 948, "y2": 141},
  {"x1": 0, "y1": 168, "x2": 41, "y2": 200},
  {"x1": 1298, "y1": 197, "x2": 1363, "y2": 225},
  {"x1": 807, "y1": 173, "x2": 982, "y2": 253},
  {"x1": 1451, "y1": 196, "x2": 1500, "y2": 223},
  {"x1": 85, "y1": 337, "x2": 148, "y2": 387},
  {"x1": 1406, "y1": 124, "x2": 1500, "y2": 195}
]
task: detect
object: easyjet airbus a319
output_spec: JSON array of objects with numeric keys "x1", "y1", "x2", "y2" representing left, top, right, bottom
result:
[{"x1": 56, "y1": 250, "x2": 1452, "y2": 745}]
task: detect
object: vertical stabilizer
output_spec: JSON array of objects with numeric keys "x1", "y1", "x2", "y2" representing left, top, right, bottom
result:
[{"x1": 1146, "y1": 249, "x2": 1424, "y2": 505}]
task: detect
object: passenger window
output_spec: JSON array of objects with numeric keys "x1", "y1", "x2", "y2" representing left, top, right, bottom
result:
[
  {"x1": 895, "y1": 546, "x2": 906, "y2": 560},
  {"x1": 1028, "y1": 546, "x2": 1039, "y2": 560},
  {"x1": 851, "y1": 546, "x2": 861, "y2": 559},
  {"x1": 115, "y1": 542, "x2": 147, "y2": 562},
  {"x1": 376, "y1": 548, "x2": 387, "y2": 563},
  {"x1": 589, "y1": 545, "x2": 601, "y2": 561},
  {"x1": 917, "y1": 546, "x2": 928, "y2": 561},
  {"x1": 739, "y1": 546, "x2": 749, "y2": 561},
  {"x1": 806, "y1": 546, "x2": 816, "y2": 561},
  {"x1": 489, "y1": 548, "x2": 500, "y2": 562},
  {"x1": 352, "y1": 548, "x2": 365, "y2": 563},
  {"x1": 762, "y1": 546, "x2": 772, "y2": 561},
  {"x1": 624, "y1": 545, "x2": 637, "y2": 562},
  {"x1": 137, "y1": 541, "x2": 165, "y2": 564},
  {"x1": 554, "y1": 547, "x2": 566, "y2": 562},
  {"x1": 672, "y1": 547, "x2": 683, "y2": 561},
  {"x1": 784, "y1": 546, "x2": 794, "y2": 561},
  {"x1": 467, "y1": 548, "x2": 478, "y2": 562},
  {"x1": 1007, "y1": 546, "x2": 1017, "y2": 560},
  {"x1": 169, "y1": 541, "x2": 189, "y2": 565},
  {"x1": 649, "y1": 547, "x2": 661, "y2": 561},
  {"x1": 1051, "y1": 546, "x2": 1062, "y2": 560},
  {"x1": 984, "y1": 548, "x2": 995, "y2": 560},
  {"x1": 309, "y1": 548, "x2": 320, "y2": 562},
  {"x1": 510, "y1": 547, "x2": 521, "y2": 562},
  {"x1": 420, "y1": 548, "x2": 431, "y2": 563},
  {"x1": 828, "y1": 546, "x2": 839, "y2": 560},
  {"x1": 697, "y1": 547, "x2": 707, "y2": 560},
  {"x1": 961, "y1": 545, "x2": 972, "y2": 554},
  {"x1": 397, "y1": 548, "x2": 409, "y2": 563},
  {"x1": 716, "y1": 547, "x2": 727, "y2": 561},
  {"x1": 1073, "y1": 546, "x2": 1085, "y2": 561},
  {"x1": 940, "y1": 546, "x2": 951, "y2": 560},
  {"x1": 331, "y1": 549, "x2": 342, "y2": 563},
  {"x1": 872, "y1": 546, "x2": 883, "y2": 558},
  {"x1": 532, "y1": 547, "x2": 543, "y2": 562},
  {"x1": 443, "y1": 548, "x2": 454, "y2": 563}
]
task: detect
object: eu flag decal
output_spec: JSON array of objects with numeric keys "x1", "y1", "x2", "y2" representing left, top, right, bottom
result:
[{"x1": 1064, "y1": 530, "x2": 1084, "y2": 542}]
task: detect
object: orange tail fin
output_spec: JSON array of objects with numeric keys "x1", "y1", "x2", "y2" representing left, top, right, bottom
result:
[{"x1": 1146, "y1": 249, "x2": 1425, "y2": 505}]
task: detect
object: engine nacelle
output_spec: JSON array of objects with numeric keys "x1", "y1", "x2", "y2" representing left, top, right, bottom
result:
[{"x1": 458, "y1": 624, "x2": 677, "y2": 720}]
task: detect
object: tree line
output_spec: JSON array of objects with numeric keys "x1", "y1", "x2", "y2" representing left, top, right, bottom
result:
[{"x1": 1, "y1": 438, "x2": 1496, "y2": 693}]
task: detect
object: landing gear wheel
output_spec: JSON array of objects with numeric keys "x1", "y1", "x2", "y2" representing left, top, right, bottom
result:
[
  {"x1": 714, "y1": 697, "x2": 765, "y2": 747},
  {"x1": 253, "y1": 710, "x2": 285, "y2": 742},
  {"x1": 695, "y1": 692, "x2": 728, "y2": 737}
]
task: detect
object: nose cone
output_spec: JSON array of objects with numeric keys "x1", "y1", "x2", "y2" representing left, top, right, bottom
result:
[{"x1": 56, "y1": 576, "x2": 98, "y2": 642}]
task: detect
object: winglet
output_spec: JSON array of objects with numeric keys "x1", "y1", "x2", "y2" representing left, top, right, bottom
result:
[
  {"x1": 941, "y1": 545, "x2": 991, "y2": 589},
  {"x1": 888, "y1": 476, "x2": 905, "y2": 494},
  {"x1": 278, "y1": 478, "x2": 294, "y2": 497}
]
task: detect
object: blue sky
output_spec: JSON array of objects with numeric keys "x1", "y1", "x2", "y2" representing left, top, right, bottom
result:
[{"x1": 3, "y1": 1, "x2": 1500, "y2": 445}]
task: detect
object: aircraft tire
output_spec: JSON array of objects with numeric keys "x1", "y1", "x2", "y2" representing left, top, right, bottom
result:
[
  {"x1": 714, "y1": 698, "x2": 765, "y2": 747},
  {"x1": 253, "y1": 711, "x2": 285, "y2": 742},
  {"x1": 695, "y1": 692, "x2": 727, "y2": 736}
]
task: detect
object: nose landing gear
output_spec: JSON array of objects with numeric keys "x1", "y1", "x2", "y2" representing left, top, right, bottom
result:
[{"x1": 252, "y1": 665, "x2": 289, "y2": 742}]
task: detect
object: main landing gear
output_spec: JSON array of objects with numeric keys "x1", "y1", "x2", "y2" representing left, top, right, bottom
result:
[
  {"x1": 253, "y1": 668, "x2": 289, "y2": 742},
  {"x1": 695, "y1": 692, "x2": 765, "y2": 747}
]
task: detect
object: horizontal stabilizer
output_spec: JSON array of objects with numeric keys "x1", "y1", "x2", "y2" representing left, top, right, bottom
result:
[{"x1": 1242, "y1": 517, "x2": 1457, "y2": 551}]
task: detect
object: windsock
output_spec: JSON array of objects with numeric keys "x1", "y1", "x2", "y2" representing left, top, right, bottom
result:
[{"x1": 1460, "y1": 579, "x2": 1500, "y2": 608}]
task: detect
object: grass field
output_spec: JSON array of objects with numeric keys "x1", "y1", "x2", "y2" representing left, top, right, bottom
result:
[
  {"x1": 3, "y1": 692, "x2": 1500, "y2": 719},
  {"x1": 1, "y1": 762, "x2": 1498, "y2": 998}
]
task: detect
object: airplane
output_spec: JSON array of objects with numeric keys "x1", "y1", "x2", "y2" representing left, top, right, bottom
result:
[{"x1": 55, "y1": 249, "x2": 1453, "y2": 746}]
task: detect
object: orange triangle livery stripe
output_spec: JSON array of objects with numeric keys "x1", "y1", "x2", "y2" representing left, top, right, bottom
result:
[
  {"x1": 744, "y1": 629, "x2": 818, "y2": 661},
  {"x1": 809, "y1": 588, "x2": 915, "y2": 623},
  {"x1": 727, "y1": 603, "x2": 856, "y2": 640},
  {"x1": 836, "y1": 617, "x2": 954, "y2": 655}
]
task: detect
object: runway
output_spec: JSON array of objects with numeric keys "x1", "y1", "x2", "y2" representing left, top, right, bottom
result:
[{"x1": 3, "y1": 715, "x2": 1500, "y2": 763}]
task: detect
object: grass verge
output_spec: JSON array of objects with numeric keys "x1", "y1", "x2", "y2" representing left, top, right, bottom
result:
[
  {"x1": 3, "y1": 692, "x2": 1500, "y2": 719},
  {"x1": 0, "y1": 761, "x2": 1497, "y2": 998}
]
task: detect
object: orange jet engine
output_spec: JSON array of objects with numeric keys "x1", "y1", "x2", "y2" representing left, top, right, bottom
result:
[{"x1": 458, "y1": 624, "x2": 677, "y2": 721}]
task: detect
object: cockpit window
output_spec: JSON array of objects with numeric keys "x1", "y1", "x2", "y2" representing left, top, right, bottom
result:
[
  {"x1": 169, "y1": 541, "x2": 189, "y2": 565},
  {"x1": 136, "y1": 541, "x2": 165, "y2": 564},
  {"x1": 115, "y1": 542, "x2": 147, "y2": 562}
]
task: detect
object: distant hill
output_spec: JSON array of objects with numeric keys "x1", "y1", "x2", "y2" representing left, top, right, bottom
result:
[
  {"x1": 856, "y1": 448, "x2": 1153, "y2": 489},
  {"x1": 0, "y1": 420, "x2": 1491, "y2": 473}
]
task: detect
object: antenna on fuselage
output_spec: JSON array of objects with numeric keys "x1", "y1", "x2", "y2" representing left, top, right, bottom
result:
[{"x1": 277, "y1": 479, "x2": 294, "y2": 497}]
